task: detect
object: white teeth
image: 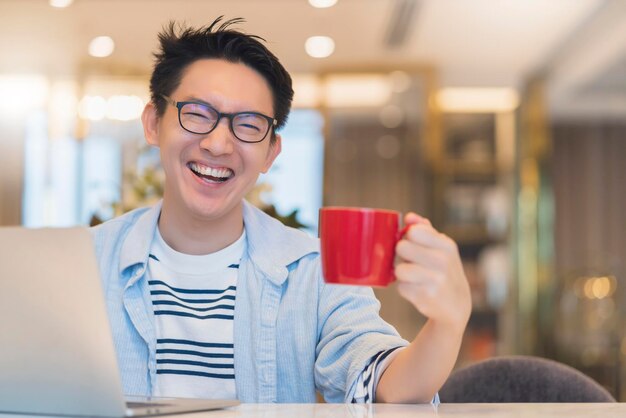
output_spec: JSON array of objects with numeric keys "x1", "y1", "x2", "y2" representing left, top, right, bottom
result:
[{"x1": 189, "y1": 163, "x2": 233, "y2": 179}]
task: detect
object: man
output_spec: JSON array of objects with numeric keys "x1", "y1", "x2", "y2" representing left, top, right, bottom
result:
[{"x1": 91, "y1": 17, "x2": 471, "y2": 403}]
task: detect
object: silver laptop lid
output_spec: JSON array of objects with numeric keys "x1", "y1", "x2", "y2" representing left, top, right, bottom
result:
[{"x1": 0, "y1": 227, "x2": 127, "y2": 417}]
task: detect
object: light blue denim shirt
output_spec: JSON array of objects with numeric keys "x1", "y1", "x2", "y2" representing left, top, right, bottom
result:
[{"x1": 90, "y1": 200, "x2": 409, "y2": 403}]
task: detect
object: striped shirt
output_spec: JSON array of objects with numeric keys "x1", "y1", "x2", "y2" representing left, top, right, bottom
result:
[
  {"x1": 352, "y1": 347, "x2": 403, "y2": 403},
  {"x1": 147, "y1": 227, "x2": 400, "y2": 402},
  {"x1": 148, "y1": 229, "x2": 244, "y2": 399}
]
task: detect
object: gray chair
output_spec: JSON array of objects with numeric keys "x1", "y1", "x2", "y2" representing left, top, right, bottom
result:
[{"x1": 439, "y1": 355, "x2": 615, "y2": 403}]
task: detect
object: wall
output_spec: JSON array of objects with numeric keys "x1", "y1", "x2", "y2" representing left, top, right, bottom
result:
[{"x1": 551, "y1": 122, "x2": 626, "y2": 399}]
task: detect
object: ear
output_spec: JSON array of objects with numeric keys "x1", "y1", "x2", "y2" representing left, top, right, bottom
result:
[
  {"x1": 142, "y1": 102, "x2": 160, "y2": 147},
  {"x1": 261, "y1": 134, "x2": 282, "y2": 173}
]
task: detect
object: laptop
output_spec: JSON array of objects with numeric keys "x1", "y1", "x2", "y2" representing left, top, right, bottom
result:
[{"x1": 0, "y1": 227, "x2": 240, "y2": 417}]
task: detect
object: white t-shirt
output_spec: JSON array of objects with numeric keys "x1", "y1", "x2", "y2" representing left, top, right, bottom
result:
[{"x1": 147, "y1": 229, "x2": 244, "y2": 399}]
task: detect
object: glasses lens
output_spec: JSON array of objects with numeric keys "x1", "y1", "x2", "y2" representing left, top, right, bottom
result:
[
  {"x1": 179, "y1": 103, "x2": 218, "y2": 134},
  {"x1": 233, "y1": 113, "x2": 270, "y2": 142}
]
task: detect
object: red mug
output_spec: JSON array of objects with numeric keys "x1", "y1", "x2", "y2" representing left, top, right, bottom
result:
[{"x1": 319, "y1": 207, "x2": 409, "y2": 287}]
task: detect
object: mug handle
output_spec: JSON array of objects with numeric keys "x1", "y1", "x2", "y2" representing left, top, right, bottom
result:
[
  {"x1": 396, "y1": 224, "x2": 412, "y2": 242},
  {"x1": 396, "y1": 214, "x2": 430, "y2": 242}
]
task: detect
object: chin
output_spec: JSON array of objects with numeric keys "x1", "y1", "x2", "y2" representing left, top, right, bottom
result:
[{"x1": 188, "y1": 198, "x2": 240, "y2": 222}]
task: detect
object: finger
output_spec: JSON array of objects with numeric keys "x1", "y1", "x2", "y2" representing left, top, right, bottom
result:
[
  {"x1": 394, "y1": 262, "x2": 441, "y2": 286},
  {"x1": 396, "y1": 239, "x2": 448, "y2": 270},
  {"x1": 396, "y1": 280, "x2": 438, "y2": 302},
  {"x1": 395, "y1": 264, "x2": 443, "y2": 303},
  {"x1": 404, "y1": 212, "x2": 431, "y2": 226},
  {"x1": 404, "y1": 224, "x2": 457, "y2": 253}
]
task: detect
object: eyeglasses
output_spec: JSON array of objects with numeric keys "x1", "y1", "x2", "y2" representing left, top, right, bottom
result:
[{"x1": 162, "y1": 95, "x2": 277, "y2": 143}]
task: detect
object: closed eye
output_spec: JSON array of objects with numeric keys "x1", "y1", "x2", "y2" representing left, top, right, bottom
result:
[
  {"x1": 237, "y1": 123, "x2": 262, "y2": 132},
  {"x1": 184, "y1": 111, "x2": 210, "y2": 118}
]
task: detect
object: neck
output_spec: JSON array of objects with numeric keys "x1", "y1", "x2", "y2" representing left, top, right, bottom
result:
[{"x1": 158, "y1": 199, "x2": 244, "y2": 255}]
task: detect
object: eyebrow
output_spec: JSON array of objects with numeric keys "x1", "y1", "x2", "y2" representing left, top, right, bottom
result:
[
  {"x1": 180, "y1": 96, "x2": 214, "y2": 107},
  {"x1": 179, "y1": 96, "x2": 273, "y2": 118}
]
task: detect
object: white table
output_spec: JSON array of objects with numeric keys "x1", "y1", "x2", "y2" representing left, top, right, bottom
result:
[
  {"x1": 1, "y1": 403, "x2": 625, "y2": 418},
  {"x1": 171, "y1": 403, "x2": 625, "y2": 418}
]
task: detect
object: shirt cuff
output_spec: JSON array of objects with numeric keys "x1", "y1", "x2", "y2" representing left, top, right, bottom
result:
[
  {"x1": 351, "y1": 347, "x2": 440, "y2": 404},
  {"x1": 351, "y1": 347, "x2": 402, "y2": 403}
]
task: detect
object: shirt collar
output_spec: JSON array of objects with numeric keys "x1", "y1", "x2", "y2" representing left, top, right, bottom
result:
[
  {"x1": 118, "y1": 199, "x2": 319, "y2": 285},
  {"x1": 242, "y1": 200, "x2": 319, "y2": 285},
  {"x1": 119, "y1": 201, "x2": 162, "y2": 275}
]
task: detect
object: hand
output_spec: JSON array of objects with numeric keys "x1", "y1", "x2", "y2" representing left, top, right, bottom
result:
[{"x1": 394, "y1": 213, "x2": 472, "y2": 330}]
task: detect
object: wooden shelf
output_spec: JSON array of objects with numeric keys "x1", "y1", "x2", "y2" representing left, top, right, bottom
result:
[{"x1": 429, "y1": 111, "x2": 514, "y2": 363}]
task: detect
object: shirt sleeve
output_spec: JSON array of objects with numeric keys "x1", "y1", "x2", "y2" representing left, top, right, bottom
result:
[
  {"x1": 351, "y1": 347, "x2": 440, "y2": 405},
  {"x1": 314, "y1": 280, "x2": 411, "y2": 403}
]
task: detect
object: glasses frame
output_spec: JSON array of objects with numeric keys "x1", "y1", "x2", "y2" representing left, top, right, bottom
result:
[{"x1": 162, "y1": 95, "x2": 277, "y2": 143}]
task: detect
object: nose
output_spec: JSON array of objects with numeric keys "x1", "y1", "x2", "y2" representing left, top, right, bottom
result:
[{"x1": 198, "y1": 118, "x2": 235, "y2": 156}]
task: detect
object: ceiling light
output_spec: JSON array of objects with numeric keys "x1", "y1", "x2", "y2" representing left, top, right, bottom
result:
[
  {"x1": 305, "y1": 36, "x2": 335, "y2": 58},
  {"x1": 324, "y1": 74, "x2": 391, "y2": 107},
  {"x1": 308, "y1": 0, "x2": 338, "y2": 8},
  {"x1": 88, "y1": 36, "x2": 115, "y2": 58},
  {"x1": 49, "y1": 0, "x2": 74, "y2": 7},
  {"x1": 435, "y1": 87, "x2": 520, "y2": 113}
]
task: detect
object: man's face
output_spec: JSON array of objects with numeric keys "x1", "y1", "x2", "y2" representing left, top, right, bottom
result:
[{"x1": 143, "y1": 58, "x2": 281, "y2": 225}]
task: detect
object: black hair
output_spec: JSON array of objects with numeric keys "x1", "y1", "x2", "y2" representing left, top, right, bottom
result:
[{"x1": 149, "y1": 17, "x2": 293, "y2": 139}]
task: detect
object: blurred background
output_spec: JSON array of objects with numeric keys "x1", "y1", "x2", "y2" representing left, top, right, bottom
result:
[{"x1": 0, "y1": 0, "x2": 624, "y2": 399}]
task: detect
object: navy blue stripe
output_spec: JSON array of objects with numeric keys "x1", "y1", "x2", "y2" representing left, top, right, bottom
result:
[
  {"x1": 228, "y1": 263, "x2": 239, "y2": 269},
  {"x1": 376, "y1": 346, "x2": 402, "y2": 364},
  {"x1": 157, "y1": 359, "x2": 234, "y2": 369},
  {"x1": 363, "y1": 370, "x2": 374, "y2": 388},
  {"x1": 156, "y1": 349, "x2": 233, "y2": 359},
  {"x1": 150, "y1": 290, "x2": 236, "y2": 304},
  {"x1": 363, "y1": 351, "x2": 385, "y2": 388},
  {"x1": 363, "y1": 347, "x2": 401, "y2": 388},
  {"x1": 149, "y1": 254, "x2": 160, "y2": 261},
  {"x1": 152, "y1": 300, "x2": 234, "y2": 312},
  {"x1": 154, "y1": 311, "x2": 235, "y2": 320},
  {"x1": 157, "y1": 339, "x2": 233, "y2": 349},
  {"x1": 365, "y1": 350, "x2": 385, "y2": 369},
  {"x1": 157, "y1": 369, "x2": 235, "y2": 379},
  {"x1": 154, "y1": 311, "x2": 234, "y2": 320},
  {"x1": 148, "y1": 281, "x2": 236, "y2": 295}
]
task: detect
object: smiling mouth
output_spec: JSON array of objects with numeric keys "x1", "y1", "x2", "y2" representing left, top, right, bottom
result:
[{"x1": 188, "y1": 162, "x2": 234, "y2": 183}]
